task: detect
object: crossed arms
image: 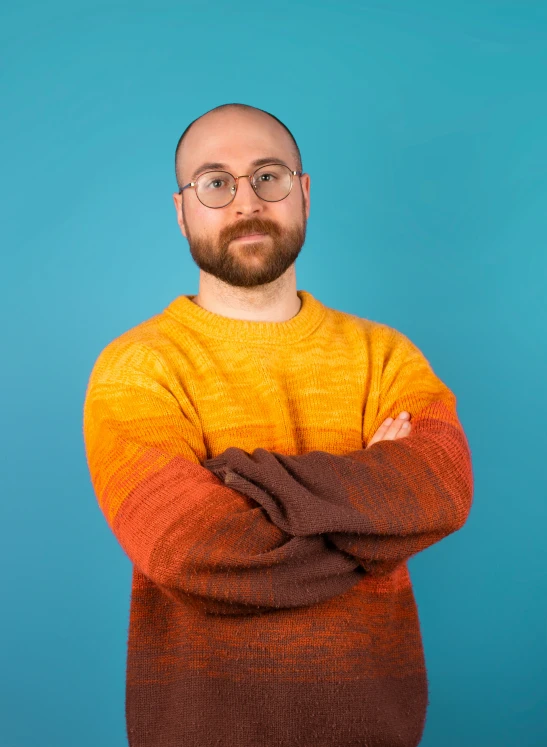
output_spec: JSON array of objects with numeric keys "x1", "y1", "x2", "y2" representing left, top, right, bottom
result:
[{"x1": 83, "y1": 329, "x2": 473, "y2": 616}]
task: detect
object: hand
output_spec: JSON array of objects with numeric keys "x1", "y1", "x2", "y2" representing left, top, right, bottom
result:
[{"x1": 366, "y1": 411, "x2": 412, "y2": 449}]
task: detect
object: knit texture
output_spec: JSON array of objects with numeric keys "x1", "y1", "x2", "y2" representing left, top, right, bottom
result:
[{"x1": 82, "y1": 289, "x2": 474, "y2": 747}]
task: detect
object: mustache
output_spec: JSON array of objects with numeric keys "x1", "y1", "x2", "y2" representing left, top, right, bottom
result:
[{"x1": 223, "y1": 219, "x2": 280, "y2": 242}]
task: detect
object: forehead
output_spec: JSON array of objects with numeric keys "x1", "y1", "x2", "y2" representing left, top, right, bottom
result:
[{"x1": 181, "y1": 112, "x2": 295, "y2": 179}]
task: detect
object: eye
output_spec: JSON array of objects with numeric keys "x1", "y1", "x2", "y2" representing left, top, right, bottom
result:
[{"x1": 257, "y1": 172, "x2": 277, "y2": 182}]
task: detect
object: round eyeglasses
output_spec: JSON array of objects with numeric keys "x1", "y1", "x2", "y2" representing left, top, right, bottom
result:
[{"x1": 178, "y1": 163, "x2": 303, "y2": 209}]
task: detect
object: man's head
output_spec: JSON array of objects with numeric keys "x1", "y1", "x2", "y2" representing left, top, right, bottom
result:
[{"x1": 172, "y1": 103, "x2": 310, "y2": 290}]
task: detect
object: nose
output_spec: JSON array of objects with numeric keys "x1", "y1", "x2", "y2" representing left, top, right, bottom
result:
[{"x1": 231, "y1": 176, "x2": 263, "y2": 215}]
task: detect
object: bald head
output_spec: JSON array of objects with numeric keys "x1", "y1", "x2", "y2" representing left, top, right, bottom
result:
[{"x1": 174, "y1": 103, "x2": 302, "y2": 191}]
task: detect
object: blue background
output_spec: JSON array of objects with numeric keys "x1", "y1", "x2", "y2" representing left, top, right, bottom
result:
[{"x1": 1, "y1": 1, "x2": 546, "y2": 745}]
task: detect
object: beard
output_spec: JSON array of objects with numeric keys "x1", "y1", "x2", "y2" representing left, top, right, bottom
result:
[{"x1": 182, "y1": 201, "x2": 307, "y2": 289}]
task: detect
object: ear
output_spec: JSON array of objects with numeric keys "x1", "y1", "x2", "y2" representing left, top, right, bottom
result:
[
  {"x1": 300, "y1": 173, "x2": 311, "y2": 221},
  {"x1": 172, "y1": 191, "x2": 188, "y2": 238}
]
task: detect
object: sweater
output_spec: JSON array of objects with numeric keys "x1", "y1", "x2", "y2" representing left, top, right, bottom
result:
[{"x1": 82, "y1": 289, "x2": 474, "y2": 747}]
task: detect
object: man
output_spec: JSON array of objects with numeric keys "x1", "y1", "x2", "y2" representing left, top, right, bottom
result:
[{"x1": 82, "y1": 102, "x2": 474, "y2": 747}]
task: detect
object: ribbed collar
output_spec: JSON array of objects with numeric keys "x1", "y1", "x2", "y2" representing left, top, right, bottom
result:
[{"x1": 163, "y1": 289, "x2": 327, "y2": 344}]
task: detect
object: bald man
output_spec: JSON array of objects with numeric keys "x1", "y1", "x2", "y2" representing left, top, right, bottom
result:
[{"x1": 83, "y1": 102, "x2": 473, "y2": 747}]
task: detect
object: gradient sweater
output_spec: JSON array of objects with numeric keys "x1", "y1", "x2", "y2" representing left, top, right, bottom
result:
[{"x1": 82, "y1": 289, "x2": 474, "y2": 747}]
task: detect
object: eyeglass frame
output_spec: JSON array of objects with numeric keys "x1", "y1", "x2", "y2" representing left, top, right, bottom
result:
[{"x1": 178, "y1": 162, "x2": 304, "y2": 209}]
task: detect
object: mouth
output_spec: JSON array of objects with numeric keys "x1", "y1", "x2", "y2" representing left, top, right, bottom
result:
[{"x1": 233, "y1": 232, "x2": 267, "y2": 241}]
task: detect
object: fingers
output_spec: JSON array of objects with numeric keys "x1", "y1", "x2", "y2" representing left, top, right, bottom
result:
[
  {"x1": 367, "y1": 411, "x2": 412, "y2": 448},
  {"x1": 393, "y1": 411, "x2": 411, "y2": 436},
  {"x1": 384, "y1": 412, "x2": 411, "y2": 439}
]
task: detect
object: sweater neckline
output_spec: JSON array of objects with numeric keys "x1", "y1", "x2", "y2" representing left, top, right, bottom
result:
[{"x1": 163, "y1": 289, "x2": 327, "y2": 344}]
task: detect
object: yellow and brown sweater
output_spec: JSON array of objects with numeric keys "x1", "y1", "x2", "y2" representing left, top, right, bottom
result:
[{"x1": 82, "y1": 289, "x2": 474, "y2": 747}]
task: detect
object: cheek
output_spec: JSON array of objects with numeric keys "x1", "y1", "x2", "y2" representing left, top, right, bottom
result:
[
  {"x1": 277, "y1": 203, "x2": 301, "y2": 226},
  {"x1": 189, "y1": 206, "x2": 223, "y2": 236}
]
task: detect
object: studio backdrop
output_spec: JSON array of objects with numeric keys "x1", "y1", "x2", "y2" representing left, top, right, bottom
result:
[{"x1": 1, "y1": 1, "x2": 545, "y2": 746}]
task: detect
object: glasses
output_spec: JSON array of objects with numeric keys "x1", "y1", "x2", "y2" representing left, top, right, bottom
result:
[{"x1": 178, "y1": 163, "x2": 303, "y2": 209}]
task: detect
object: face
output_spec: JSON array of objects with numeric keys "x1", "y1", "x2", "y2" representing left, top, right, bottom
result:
[{"x1": 172, "y1": 111, "x2": 311, "y2": 289}]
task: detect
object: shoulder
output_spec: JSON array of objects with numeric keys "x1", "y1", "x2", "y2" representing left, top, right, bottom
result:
[
  {"x1": 86, "y1": 312, "x2": 181, "y2": 389},
  {"x1": 326, "y1": 305, "x2": 419, "y2": 353}
]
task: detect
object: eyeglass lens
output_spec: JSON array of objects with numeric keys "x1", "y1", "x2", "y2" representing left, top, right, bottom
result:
[{"x1": 195, "y1": 164, "x2": 293, "y2": 208}]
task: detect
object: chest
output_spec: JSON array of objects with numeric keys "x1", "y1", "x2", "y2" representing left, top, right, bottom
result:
[{"x1": 183, "y1": 340, "x2": 369, "y2": 458}]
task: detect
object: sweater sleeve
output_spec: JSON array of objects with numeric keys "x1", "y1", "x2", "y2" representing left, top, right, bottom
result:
[
  {"x1": 203, "y1": 328, "x2": 474, "y2": 577},
  {"x1": 82, "y1": 339, "x2": 365, "y2": 616}
]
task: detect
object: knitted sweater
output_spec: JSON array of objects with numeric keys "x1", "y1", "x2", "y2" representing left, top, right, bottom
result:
[{"x1": 82, "y1": 289, "x2": 474, "y2": 747}]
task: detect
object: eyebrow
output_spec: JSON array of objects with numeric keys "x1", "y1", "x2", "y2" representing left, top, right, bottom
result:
[{"x1": 190, "y1": 156, "x2": 292, "y2": 182}]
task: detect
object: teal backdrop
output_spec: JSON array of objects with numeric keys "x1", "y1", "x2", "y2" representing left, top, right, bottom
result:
[{"x1": 1, "y1": 1, "x2": 546, "y2": 745}]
